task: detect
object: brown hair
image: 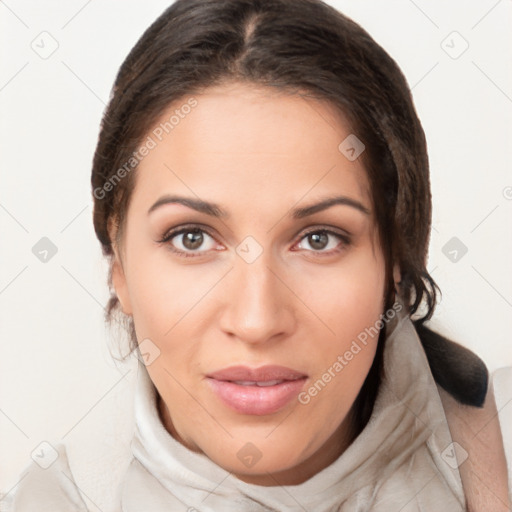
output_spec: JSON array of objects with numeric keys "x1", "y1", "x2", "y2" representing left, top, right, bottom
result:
[
  {"x1": 92, "y1": 0, "x2": 437, "y2": 320},
  {"x1": 91, "y1": 0, "x2": 450, "y2": 429}
]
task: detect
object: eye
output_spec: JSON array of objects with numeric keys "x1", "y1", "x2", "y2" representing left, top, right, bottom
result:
[
  {"x1": 294, "y1": 229, "x2": 349, "y2": 254},
  {"x1": 158, "y1": 225, "x2": 350, "y2": 258},
  {"x1": 159, "y1": 226, "x2": 220, "y2": 257}
]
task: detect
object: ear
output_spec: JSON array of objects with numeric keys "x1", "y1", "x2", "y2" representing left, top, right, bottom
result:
[
  {"x1": 393, "y1": 264, "x2": 401, "y2": 289},
  {"x1": 111, "y1": 246, "x2": 133, "y2": 316}
]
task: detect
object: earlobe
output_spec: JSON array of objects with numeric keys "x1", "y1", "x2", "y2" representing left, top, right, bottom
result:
[
  {"x1": 111, "y1": 249, "x2": 133, "y2": 316},
  {"x1": 393, "y1": 264, "x2": 401, "y2": 291}
]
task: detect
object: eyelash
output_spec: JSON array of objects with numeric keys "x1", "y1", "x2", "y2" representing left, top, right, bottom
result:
[{"x1": 157, "y1": 224, "x2": 351, "y2": 259}]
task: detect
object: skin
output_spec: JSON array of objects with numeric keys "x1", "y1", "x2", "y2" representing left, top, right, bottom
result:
[{"x1": 111, "y1": 81, "x2": 387, "y2": 486}]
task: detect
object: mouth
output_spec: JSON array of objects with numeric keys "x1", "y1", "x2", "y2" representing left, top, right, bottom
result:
[
  {"x1": 206, "y1": 365, "x2": 308, "y2": 415},
  {"x1": 226, "y1": 379, "x2": 292, "y2": 387}
]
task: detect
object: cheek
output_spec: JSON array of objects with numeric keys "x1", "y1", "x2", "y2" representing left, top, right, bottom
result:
[
  {"x1": 124, "y1": 244, "x2": 224, "y2": 338},
  {"x1": 297, "y1": 248, "x2": 386, "y2": 339},
  {"x1": 293, "y1": 249, "x2": 385, "y2": 408}
]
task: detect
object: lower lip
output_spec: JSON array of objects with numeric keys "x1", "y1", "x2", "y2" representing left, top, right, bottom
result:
[{"x1": 207, "y1": 378, "x2": 307, "y2": 415}]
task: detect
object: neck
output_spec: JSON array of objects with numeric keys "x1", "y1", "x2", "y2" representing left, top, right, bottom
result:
[{"x1": 234, "y1": 399, "x2": 360, "y2": 486}]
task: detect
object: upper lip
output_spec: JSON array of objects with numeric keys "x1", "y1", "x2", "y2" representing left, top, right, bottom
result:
[{"x1": 206, "y1": 365, "x2": 307, "y2": 382}]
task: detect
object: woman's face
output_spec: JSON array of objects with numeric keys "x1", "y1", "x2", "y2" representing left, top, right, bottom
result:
[{"x1": 112, "y1": 82, "x2": 387, "y2": 485}]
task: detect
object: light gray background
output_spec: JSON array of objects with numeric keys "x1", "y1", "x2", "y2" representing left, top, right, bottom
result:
[{"x1": 1, "y1": 0, "x2": 511, "y2": 498}]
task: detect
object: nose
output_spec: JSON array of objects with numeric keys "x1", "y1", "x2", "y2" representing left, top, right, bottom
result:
[{"x1": 218, "y1": 253, "x2": 296, "y2": 346}]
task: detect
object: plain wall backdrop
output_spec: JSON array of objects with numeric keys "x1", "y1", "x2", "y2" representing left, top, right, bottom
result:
[{"x1": 1, "y1": 0, "x2": 511, "y2": 498}]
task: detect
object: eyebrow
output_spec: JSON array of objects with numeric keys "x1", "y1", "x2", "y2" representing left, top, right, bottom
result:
[
  {"x1": 147, "y1": 194, "x2": 370, "y2": 218},
  {"x1": 292, "y1": 195, "x2": 370, "y2": 218}
]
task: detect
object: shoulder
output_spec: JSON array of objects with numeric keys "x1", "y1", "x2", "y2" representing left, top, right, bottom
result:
[
  {"x1": 5, "y1": 364, "x2": 137, "y2": 511},
  {"x1": 493, "y1": 365, "x2": 512, "y2": 481},
  {"x1": 7, "y1": 442, "x2": 89, "y2": 511},
  {"x1": 414, "y1": 323, "x2": 511, "y2": 509},
  {"x1": 6, "y1": 436, "x2": 134, "y2": 512},
  {"x1": 438, "y1": 373, "x2": 511, "y2": 511}
]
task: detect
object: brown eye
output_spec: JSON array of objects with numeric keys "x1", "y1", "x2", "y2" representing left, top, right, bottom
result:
[
  {"x1": 182, "y1": 229, "x2": 204, "y2": 250},
  {"x1": 295, "y1": 229, "x2": 349, "y2": 254},
  {"x1": 307, "y1": 232, "x2": 329, "y2": 250},
  {"x1": 162, "y1": 227, "x2": 219, "y2": 255}
]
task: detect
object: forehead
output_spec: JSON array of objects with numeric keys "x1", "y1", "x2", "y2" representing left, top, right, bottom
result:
[{"x1": 132, "y1": 82, "x2": 371, "y2": 215}]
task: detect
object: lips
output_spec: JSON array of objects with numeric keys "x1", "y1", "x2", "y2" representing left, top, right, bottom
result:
[
  {"x1": 206, "y1": 365, "x2": 307, "y2": 415},
  {"x1": 207, "y1": 365, "x2": 306, "y2": 382}
]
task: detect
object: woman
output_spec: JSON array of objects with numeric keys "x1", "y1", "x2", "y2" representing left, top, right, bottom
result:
[{"x1": 8, "y1": 0, "x2": 510, "y2": 510}]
